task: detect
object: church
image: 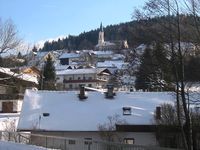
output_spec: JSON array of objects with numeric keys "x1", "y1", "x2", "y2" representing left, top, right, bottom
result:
[{"x1": 95, "y1": 23, "x2": 129, "y2": 51}]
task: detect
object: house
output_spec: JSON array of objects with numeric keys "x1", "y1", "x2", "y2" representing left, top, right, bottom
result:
[
  {"x1": 19, "y1": 66, "x2": 41, "y2": 80},
  {"x1": 59, "y1": 52, "x2": 80, "y2": 65},
  {"x1": 0, "y1": 67, "x2": 38, "y2": 113},
  {"x1": 0, "y1": 84, "x2": 23, "y2": 113},
  {"x1": 17, "y1": 88, "x2": 174, "y2": 148},
  {"x1": 56, "y1": 68, "x2": 111, "y2": 90},
  {"x1": 28, "y1": 51, "x2": 56, "y2": 68}
]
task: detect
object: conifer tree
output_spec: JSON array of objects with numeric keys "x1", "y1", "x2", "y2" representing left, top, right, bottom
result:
[
  {"x1": 42, "y1": 54, "x2": 56, "y2": 90},
  {"x1": 135, "y1": 43, "x2": 172, "y2": 91},
  {"x1": 135, "y1": 47, "x2": 155, "y2": 91}
]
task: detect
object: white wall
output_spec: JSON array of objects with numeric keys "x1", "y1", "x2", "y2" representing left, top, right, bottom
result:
[{"x1": 32, "y1": 131, "x2": 158, "y2": 146}]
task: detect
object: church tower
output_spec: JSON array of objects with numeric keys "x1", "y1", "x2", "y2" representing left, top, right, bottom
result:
[{"x1": 98, "y1": 22, "x2": 104, "y2": 45}]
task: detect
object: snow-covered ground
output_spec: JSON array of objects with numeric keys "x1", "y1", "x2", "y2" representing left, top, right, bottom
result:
[{"x1": 0, "y1": 141, "x2": 55, "y2": 150}]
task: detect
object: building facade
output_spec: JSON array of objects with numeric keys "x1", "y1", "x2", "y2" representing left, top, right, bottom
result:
[{"x1": 56, "y1": 68, "x2": 111, "y2": 90}]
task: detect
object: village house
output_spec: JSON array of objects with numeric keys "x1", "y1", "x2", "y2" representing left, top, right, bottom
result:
[
  {"x1": 59, "y1": 52, "x2": 80, "y2": 66},
  {"x1": 56, "y1": 68, "x2": 111, "y2": 90},
  {"x1": 28, "y1": 51, "x2": 56, "y2": 68},
  {"x1": 17, "y1": 87, "x2": 175, "y2": 149},
  {"x1": 0, "y1": 67, "x2": 38, "y2": 113}
]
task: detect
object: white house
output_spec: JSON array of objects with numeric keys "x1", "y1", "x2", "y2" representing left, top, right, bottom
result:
[
  {"x1": 56, "y1": 68, "x2": 111, "y2": 90},
  {"x1": 17, "y1": 88, "x2": 175, "y2": 147}
]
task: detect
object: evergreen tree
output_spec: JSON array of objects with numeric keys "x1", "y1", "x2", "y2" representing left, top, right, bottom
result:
[
  {"x1": 135, "y1": 47, "x2": 155, "y2": 91},
  {"x1": 17, "y1": 52, "x2": 23, "y2": 59},
  {"x1": 135, "y1": 43, "x2": 172, "y2": 91},
  {"x1": 42, "y1": 54, "x2": 56, "y2": 90},
  {"x1": 152, "y1": 42, "x2": 173, "y2": 89},
  {"x1": 185, "y1": 56, "x2": 200, "y2": 81},
  {"x1": 108, "y1": 71, "x2": 121, "y2": 89},
  {"x1": 32, "y1": 45, "x2": 38, "y2": 53}
]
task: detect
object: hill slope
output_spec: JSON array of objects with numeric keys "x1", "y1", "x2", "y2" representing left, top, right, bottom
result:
[{"x1": 39, "y1": 15, "x2": 197, "y2": 51}]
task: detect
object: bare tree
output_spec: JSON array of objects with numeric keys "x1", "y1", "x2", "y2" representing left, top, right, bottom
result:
[
  {"x1": 2, "y1": 119, "x2": 18, "y2": 142},
  {"x1": 98, "y1": 114, "x2": 126, "y2": 142},
  {"x1": 0, "y1": 18, "x2": 21, "y2": 56},
  {"x1": 132, "y1": 0, "x2": 200, "y2": 149},
  {"x1": 154, "y1": 102, "x2": 200, "y2": 149}
]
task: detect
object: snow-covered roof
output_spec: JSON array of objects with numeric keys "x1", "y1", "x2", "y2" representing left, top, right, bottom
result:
[
  {"x1": 36, "y1": 52, "x2": 49, "y2": 58},
  {"x1": 112, "y1": 54, "x2": 125, "y2": 60},
  {"x1": 18, "y1": 74, "x2": 39, "y2": 84},
  {"x1": 96, "y1": 41, "x2": 116, "y2": 47},
  {"x1": 56, "y1": 68, "x2": 109, "y2": 76},
  {"x1": 56, "y1": 68, "x2": 97, "y2": 75},
  {"x1": 97, "y1": 60, "x2": 128, "y2": 69},
  {"x1": 59, "y1": 53, "x2": 80, "y2": 59},
  {"x1": 0, "y1": 67, "x2": 38, "y2": 84},
  {"x1": 135, "y1": 44, "x2": 147, "y2": 56},
  {"x1": 18, "y1": 89, "x2": 174, "y2": 131},
  {"x1": 93, "y1": 50, "x2": 113, "y2": 56}
]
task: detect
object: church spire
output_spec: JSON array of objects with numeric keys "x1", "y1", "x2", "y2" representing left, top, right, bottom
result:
[
  {"x1": 98, "y1": 22, "x2": 104, "y2": 45},
  {"x1": 100, "y1": 22, "x2": 103, "y2": 32}
]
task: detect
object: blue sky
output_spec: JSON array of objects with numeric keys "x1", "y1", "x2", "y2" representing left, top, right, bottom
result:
[{"x1": 0, "y1": 0, "x2": 146, "y2": 45}]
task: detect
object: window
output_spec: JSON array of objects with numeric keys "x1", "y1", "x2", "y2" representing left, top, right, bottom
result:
[
  {"x1": 84, "y1": 138, "x2": 92, "y2": 145},
  {"x1": 124, "y1": 138, "x2": 135, "y2": 144},
  {"x1": 69, "y1": 140, "x2": 76, "y2": 145},
  {"x1": 78, "y1": 77, "x2": 81, "y2": 80},
  {"x1": 69, "y1": 84, "x2": 73, "y2": 89},
  {"x1": 69, "y1": 77, "x2": 72, "y2": 80},
  {"x1": 123, "y1": 107, "x2": 131, "y2": 115},
  {"x1": 2, "y1": 102, "x2": 13, "y2": 113},
  {"x1": 88, "y1": 84, "x2": 92, "y2": 87},
  {"x1": 88, "y1": 77, "x2": 92, "y2": 80}
]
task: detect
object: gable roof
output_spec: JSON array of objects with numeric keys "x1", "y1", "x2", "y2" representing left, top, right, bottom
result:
[
  {"x1": 0, "y1": 67, "x2": 38, "y2": 84},
  {"x1": 18, "y1": 89, "x2": 174, "y2": 132},
  {"x1": 59, "y1": 53, "x2": 80, "y2": 59},
  {"x1": 56, "y1": 68, "x2": 111, "y2": 76},
  {"x1": 56, "y1": 68, "x2": 97, "y2": 75}
]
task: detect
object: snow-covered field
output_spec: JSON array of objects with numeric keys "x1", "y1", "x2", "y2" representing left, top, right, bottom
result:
[{"x1": 0, "y1": 141, "x2": 56, "y2": 150}]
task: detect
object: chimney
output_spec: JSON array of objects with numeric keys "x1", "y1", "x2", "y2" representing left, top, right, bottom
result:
[
  {"x1": 78, "y1": 85, "x2": 87, "y2": 100},
  {"x1": 130, "y1": 86, "x2": 133, "y2": 92},
  {"x1": 156, "y1": 106, "x2": 161, "y2": 120},
  {"x1": 105, "y1": 84, "x2": 115, "y2": 99}
]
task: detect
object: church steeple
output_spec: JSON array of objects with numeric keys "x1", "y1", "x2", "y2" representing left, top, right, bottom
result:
[
  {"x1": 100, "y1": 22, "x2": 103, "y2": 32},
  {"x1": 98, "y1": 22, "x2": 104, "y2": 45}
]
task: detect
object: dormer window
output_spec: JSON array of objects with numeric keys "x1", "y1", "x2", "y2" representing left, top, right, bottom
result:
[{"x1": 123, "y1": 107, "x2": 131, "y2": 115}]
